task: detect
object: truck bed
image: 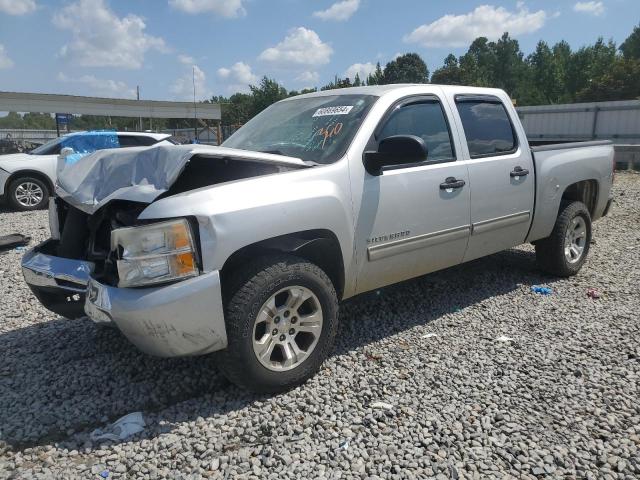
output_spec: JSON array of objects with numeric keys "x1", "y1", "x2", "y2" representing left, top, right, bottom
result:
[{"x1": 526, "y1": 140, "x2": 614, "y2": 243}]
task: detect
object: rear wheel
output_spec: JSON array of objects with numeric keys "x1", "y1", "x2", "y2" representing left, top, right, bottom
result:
[
  {"x1": 535, "y1": 201, "x2": 592, "y2": 277},
  {"x1": 217, "y1": 254, "x2": 339, "y2": 393},
  {"x1": 7, "y1": 176, "x2": 49, "y2": 211}
]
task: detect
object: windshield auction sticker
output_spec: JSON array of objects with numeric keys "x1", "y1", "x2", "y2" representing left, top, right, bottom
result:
[{"x1": 313, "y1": 106, "x2": 354, "y2": 117}]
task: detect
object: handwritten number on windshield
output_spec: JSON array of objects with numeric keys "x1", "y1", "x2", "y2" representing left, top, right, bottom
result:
[{"x1": 317, "y1": 122, "x2": 343, "y2": 149}]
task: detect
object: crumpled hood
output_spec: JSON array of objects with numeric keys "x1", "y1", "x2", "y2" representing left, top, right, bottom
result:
[{"x1": 56, "y1": 144, "x2": 308, "y2": 215}]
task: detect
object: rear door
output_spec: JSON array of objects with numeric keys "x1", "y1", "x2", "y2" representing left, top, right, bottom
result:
[
  {"x1": 354, "y1": 94, "x2": 471, "y2": 293},
  {"x1": 449, "y1": 94, "x2": 534, "y2": 262}
]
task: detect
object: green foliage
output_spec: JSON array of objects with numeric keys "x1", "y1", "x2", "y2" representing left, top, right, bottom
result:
[
  {"x1": 431, "y1": 54, "x2": 462, "y2": 85},
  {"x1": 528, "y1": 41, "x2": 561, "y2": 104},
  {"x1": 620, "y1": 23, "x2": 640, "y2": 60},
  {"x1": 320, "y1": 75, "x2": 353, "y2": 91},
  {"x1": 576, "y1": 57, "x2": 640, "y2": 101},
  {"x1": 433, "y1": 29, "x2": 639, "y2": 105},
  {"x1": 366, "y1": 63, "x2": 384, "y2": 85},
  {"x1": 382, "y1": 53, "x2": 429, "y2": 84},
  {"x1": 249, "y1": 77, "x2": 290, "y2": 115}
]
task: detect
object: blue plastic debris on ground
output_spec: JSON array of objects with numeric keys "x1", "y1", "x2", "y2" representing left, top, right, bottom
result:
[{"x1": 531, "y1": 285, "x2": 553, "y2": 295}]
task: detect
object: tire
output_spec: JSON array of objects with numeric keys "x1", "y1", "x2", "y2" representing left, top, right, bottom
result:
[
  {"x1": 535, "y1": 201, "x2": 592, "y2": 277},
  {"x1": 7, "y1": 176, "x2": 49, "y2": 211},
  {"x1": 217, "y1": 254, "x2": 339, "y2": 393}
]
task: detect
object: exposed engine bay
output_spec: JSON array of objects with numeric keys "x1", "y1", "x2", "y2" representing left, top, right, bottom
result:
[{"x1": 51, "y1": 146, "x2": 308, "y2": 287}]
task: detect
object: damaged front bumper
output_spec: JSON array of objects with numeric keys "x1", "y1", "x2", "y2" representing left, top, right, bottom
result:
[{"x1": 21, "y1": 240, "x2": 228, "y2": 357}]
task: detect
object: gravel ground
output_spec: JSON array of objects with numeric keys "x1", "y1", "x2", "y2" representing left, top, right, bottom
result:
[{"x1": 1, "y1": 172, "x2": 639, "y2": 479}]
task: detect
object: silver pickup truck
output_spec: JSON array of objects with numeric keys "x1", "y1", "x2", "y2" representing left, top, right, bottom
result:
[{"x1": 21, "y1": 85, "x2": 615, "y2": 392}]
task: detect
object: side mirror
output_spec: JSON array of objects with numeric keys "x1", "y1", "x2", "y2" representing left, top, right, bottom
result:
[
  {"x1": 59, "y1": 147, "x2": 75, "y2": 160},
  {"x1": 363, "y1": 135, "x2": 428, "y2": 175}
]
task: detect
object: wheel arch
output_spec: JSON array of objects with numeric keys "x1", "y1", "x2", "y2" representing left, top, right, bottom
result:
[
  {"x1": 7, "y1": 170, "x2": 55, "y2": 195},
  {"x1": 560, "y1": 179, "x2": 598, "y2": 217},
  {"x1": 220, "y1": 229, "x2": 345, "y2": 300}
]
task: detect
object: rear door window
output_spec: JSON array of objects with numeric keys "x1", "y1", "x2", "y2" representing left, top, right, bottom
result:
[{"x1": 455, "y1": 98, "x2": 517, "y2": 158}]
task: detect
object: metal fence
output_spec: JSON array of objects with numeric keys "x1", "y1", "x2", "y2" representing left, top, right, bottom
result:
[
  {"x1": 0, "y1": 128, "x2": 62, "y2": 144},
  {"x1": 516, "y1": 100, "x2": 640, "y2": 145}
]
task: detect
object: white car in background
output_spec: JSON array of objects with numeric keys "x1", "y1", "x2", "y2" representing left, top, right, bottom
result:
[{"x1": 0, "y1": 131, "x2": 175, "y2": 211}]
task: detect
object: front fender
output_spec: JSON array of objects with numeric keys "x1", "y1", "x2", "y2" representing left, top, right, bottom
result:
[{"x1": 138, "y1": 166, "x2": 355, "y2": 293}]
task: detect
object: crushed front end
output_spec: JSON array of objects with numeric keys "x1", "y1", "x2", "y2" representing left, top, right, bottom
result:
[{"x1": 21, "y1": 197, "x2": 228, "y2": 357}]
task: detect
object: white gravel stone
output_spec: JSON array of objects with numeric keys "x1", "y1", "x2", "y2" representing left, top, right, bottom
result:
[{"x1": 0, "y1": 172, "x2": 639, "y2": 479}]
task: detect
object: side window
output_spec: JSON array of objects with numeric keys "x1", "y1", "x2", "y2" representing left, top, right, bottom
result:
[
  {"x1": 135, "y1": 136, "x2": 159, "y2": 146},
  {"x1": 117, "y1": 136, "x2": 140, "y2": 147},
  {"x1": 378, "y1": 101, "x2": 455, "y2": 162},
  {"x1": 455, "y1": 99, "x2": 517, "y2": 158}
]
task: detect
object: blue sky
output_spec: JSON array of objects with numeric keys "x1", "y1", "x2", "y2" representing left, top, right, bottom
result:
[{"x1": 0, "y1": 0, "x2": 638, "y2": 101}]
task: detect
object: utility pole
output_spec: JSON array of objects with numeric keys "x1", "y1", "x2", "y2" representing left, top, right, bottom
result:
[
  {"x1": 192, "y1": 66, "x2": 198, "y2": 143},
  {"x1": 136, "y1": 85, "x2": 142, "y2": 131}
]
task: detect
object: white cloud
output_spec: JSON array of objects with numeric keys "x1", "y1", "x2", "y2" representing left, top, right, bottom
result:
[
  {"x1": 313, "y1": 0, "x2": 359, "y2": 22},
  {"x1": 171, "y1": 64, "x2": 211, "y2": 100},
  {"x1": 53, "y1": 0, "x2": 167, "y2": 69},
  {"x1": 573, "y1": 1, "x2": 605, "y2": 16},
  {"x1": 404, "y1": 4, "x2": 547, "y2": 48},
  {"x1": 217, "y1": 62, "x2": 257, "y2": 84},
  {"x1": 259, "y1": 27, "x2": 333, "y2": 68},
  {"x1": 0, "y1": 44, "x2": 14, "y2": 69},
  {"x1": 344, "y1": 62, "x2": 375, "y2": 81},
  {"x1": 178, "y1": 54, "x2": 196, "y2": 65},
  {"x1": 57, "y1": 72, "x2": 136, "y2": 98},
  {"x1": 217, "y1": 62, "x2": 258, "y2": 93},
  {"x1": 0, "y1": 0, "x2": 36, "y2": 15},
  {"x1": 295, "y1": 71, "x2": 319, "y2": 84},
  {"x1": 169, "y1": 0, "x2": 246, "y2": 18}
]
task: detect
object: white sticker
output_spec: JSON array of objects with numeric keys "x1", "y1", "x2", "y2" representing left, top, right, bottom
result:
[{"x1": 313, "y1": 105, "x2": 354, "y2": 117}]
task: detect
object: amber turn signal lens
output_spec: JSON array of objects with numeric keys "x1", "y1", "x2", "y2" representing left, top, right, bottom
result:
[{"x1": 175, "y1": 252, "x2": 195, "y2": 275}]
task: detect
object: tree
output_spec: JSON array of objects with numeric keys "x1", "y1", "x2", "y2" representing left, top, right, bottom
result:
[
  {"x1": 568, "y1": 38, "x2": 617, "y2": 100},
  {"x1": 491, "y1": 33, "x2": 527, "y2": 99},
  {"x1": 0, "y1": 112, "x2": 24, "y2": 128},
  {"x1": 552, "y1": 40, "x2": 573, "y2": 102},
  {"x1": 382, "y1": 53, "x2": 429, "y2": 84},
  {"x1": 249, "y1": 77, "x2": 289, "y2": 116},
  {"x1": 459, "y1": 37, "x2": 496, "y2": 86},
  {"x1": 528, "y1": 41, "x2": 561, "y2": 103},
  {"x1": 22, "y1": 112, "x2": 56, "y2": 129},
  {"x1": 430, "y1": 54, "x2": 463, "y2": 85},
  {"x1": 366, "y1": 62, "x2": 384, "y2": 85},
  {"x1": 576, "y1": 57, "x2": 640, "y2": 101},
  {"x1": 620, "y1": 23, "x2": 640, "y2": 60},
  {"x1": 320, "y1": 76, "x2": 353, "y2": 91}
]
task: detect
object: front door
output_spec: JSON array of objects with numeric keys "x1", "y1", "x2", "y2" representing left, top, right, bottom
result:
[{"x1": 354, "y1": 96, "x2": 471, "y2": 294}]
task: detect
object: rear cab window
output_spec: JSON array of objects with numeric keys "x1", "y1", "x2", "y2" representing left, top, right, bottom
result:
[{"x1": 455, "y1": 96, "x2": 517, "y2": 158}]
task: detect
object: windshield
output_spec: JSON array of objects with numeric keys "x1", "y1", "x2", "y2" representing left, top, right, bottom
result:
[
  {"x1": 29, "y1": 137, "x2": 63, "y2": 155},
  {"x1": 222, "y1": 94, "x2": 378, "y2": 164}
]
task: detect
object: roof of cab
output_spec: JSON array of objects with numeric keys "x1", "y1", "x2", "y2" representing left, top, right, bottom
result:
[{"x1": 283, "y1": 84, "x2": 507, "y2": 101}]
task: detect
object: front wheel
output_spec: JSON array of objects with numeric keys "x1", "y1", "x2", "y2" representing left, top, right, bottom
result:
[
  {"x1": 217, "y1": 254, "x2": 339, "y2": 393},
  {"x1": 7, "y1": 176, "x2": 49, "y2": 211},
  {"x1": 535, "y1": 201, "x2": 592, "y2": 277}
]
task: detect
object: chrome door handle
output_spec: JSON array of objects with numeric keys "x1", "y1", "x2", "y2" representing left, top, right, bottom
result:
[
  {"x1": 510, "y1": 166, "x2": 529, "y2": 177},
  {"x1": 439, "y1": 177, "x2": 466, "y2": 190}
]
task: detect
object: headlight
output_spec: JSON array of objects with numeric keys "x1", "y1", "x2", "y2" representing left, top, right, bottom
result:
[{"x1": 111, "y1": 219, "x2": 198, "y2": 288}]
